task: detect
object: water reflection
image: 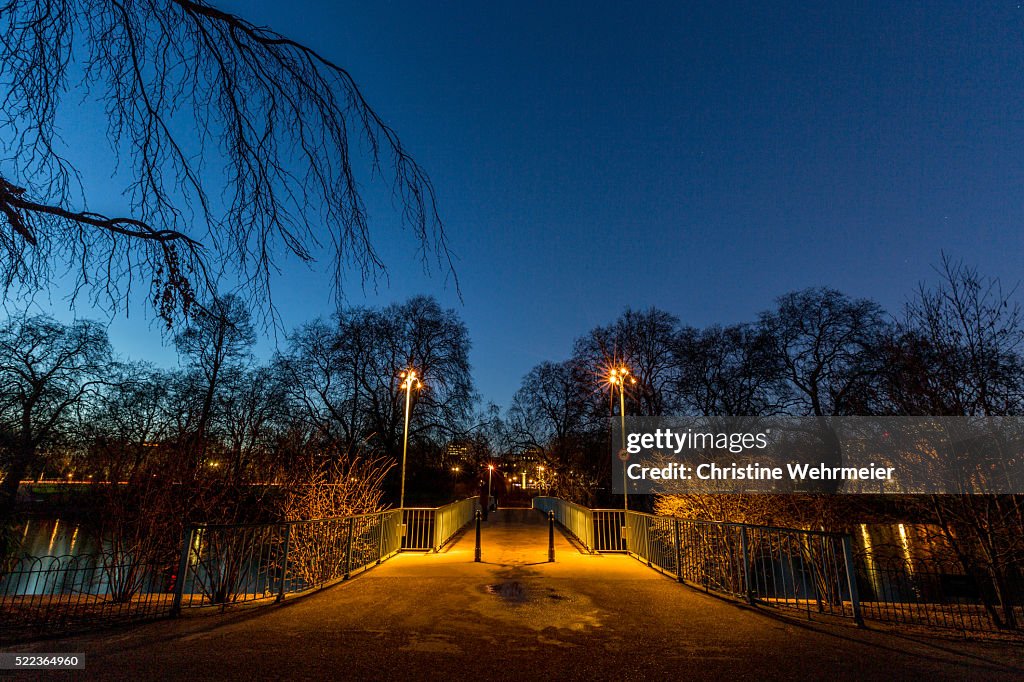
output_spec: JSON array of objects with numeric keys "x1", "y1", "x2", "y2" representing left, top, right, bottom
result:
[
  {"x1": 3, "y1": 518, "x2": 168, "y2": 598},
  {"x1": 15, "y1": 518, "x2": 98, "y2": 558}
]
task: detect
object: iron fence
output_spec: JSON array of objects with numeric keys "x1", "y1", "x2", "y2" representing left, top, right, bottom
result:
[
  {"x1": 856, "y1": 555, "x2": 1024, "y2": 633},
  {"x1": 535, "y1": 497, "x2": 1024, "y2": 634},
  {"x1": 593, "y1": 510, "x2": 627, "y2": 552},
  {"x1": 532, "y1": 497, "x2": 594, "y2": 551},
  {"x1": 532, "y1": 498, "x2": 628, "y2": 552},
  {"x1": 401, "y1": 498, "x2": 476, "y2": 551},
  {"x1": 173, "y1": 509, "x2": 403, "y2": 610},
  {"x1": 430, "y1": 498, "x2": 476, "y2": 551},
  {"x1": 0, "y1": 553, "x2": 175, "y2": 641},
  {"x1": 2, "y1": 499, "x2": 474, "y2": 643},
  {"x1": 620, "y1": 509, "x2": 860, "y2": 624}
]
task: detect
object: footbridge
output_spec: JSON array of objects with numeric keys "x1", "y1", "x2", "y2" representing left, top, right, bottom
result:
[{"x1": 2, "y1": 500, "x2": 1023, "y2": 680}]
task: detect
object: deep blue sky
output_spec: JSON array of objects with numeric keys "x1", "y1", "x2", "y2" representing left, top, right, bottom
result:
[{"x1": 38, "y1": 1, "x2": 1024, "y2": 406}]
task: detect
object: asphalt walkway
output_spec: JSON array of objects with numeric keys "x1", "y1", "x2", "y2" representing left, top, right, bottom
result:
[{"x1": 4, "y1": 508, "x2": 1023, "y2": 680}]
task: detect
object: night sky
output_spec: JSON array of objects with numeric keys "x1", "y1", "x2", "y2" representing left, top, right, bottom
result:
[{"x1": 35, "y1": 1, "x2": 1024, "y2": 406}]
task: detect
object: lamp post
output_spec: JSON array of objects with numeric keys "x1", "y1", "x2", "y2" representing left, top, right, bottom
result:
[
  {"x1": 398, "y1": 369, "x2": 421, "y2": 510},
  {"x1": 609, "y1": 366, "x2": 636, "y2": 511},
  {"x1": 487, "y1": 464, "x2": 494, "y2": 500}
]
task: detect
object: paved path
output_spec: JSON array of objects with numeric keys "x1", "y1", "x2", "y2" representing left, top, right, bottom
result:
[{"x1": 5, "y1": 509, "x2": 1024, "y2": 680}]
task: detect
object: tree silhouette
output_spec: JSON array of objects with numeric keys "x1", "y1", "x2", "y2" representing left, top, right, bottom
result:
[
  {"x1": 0, "y1": 314, "x2": 111, "y2": 522},
  {"x1": 0, "y1": 0, "x2": 453, "y2": 324}
]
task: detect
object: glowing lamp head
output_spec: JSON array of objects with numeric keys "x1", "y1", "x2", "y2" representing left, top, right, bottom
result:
[{"x1": 400, "y1": 369, "x2": 421, "y2": 388}]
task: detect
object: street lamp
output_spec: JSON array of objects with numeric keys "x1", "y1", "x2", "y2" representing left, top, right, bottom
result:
[
  {"x1": 609, "y1": 366, "x2": 636, "y2": 511},
  {"x1": 487, "y1": 464, "x2": 495, "y2": 501},
  {"x1": 398, "y1": 369, "x2": 422, "y2": 509}
]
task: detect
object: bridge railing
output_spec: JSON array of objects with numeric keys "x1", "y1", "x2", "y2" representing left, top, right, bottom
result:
[
  {"x1": 536, "y1": 497, "x2": 1024, "y2": 634},
  {"x1": 401, "y1": 498, "x2": 476, "y2": 551},
  {"x1": 668, "y1": 514, "x2": 859, "y2": 622},
  {"x1": 532, "y1": 497, "x2": 594, "y2": 551},
  {"x1": 0, "y1": 552, "x2": 174, "y2": 642},
  {"x1": 535, "y1": 498, "x2": 862, "y2": 625},
  {"x1": 1, "y1": 499, "x2": 475, "y2": 643},
  {"x1": 173, "y1": 508, "x2": 404, "y2": 612}
]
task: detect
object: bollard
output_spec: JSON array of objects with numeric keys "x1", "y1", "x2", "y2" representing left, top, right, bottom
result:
[
  {"x1": 548, "y1": 510, "x2": 555, "y2": 562},
  {"x1": 474, "y1": 509, "x2": 482, "y2": 562}
]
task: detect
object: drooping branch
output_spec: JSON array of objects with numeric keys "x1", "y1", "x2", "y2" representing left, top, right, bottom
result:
[
  {"x1": 0, "y1": 0, "x2": 456, "y2": 325},
  {"x1": 1, "y1": 176, "x2": 201, "y2": 245}
]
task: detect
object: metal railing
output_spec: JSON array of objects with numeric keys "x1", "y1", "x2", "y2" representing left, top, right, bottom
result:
[
  {"x1": 532, "y1": 498, "x2": 630, "y2": 552},
  {"x1": 401, "y1": 498, "x2": 476, "y2": 551},
  {"x1": 532, "y1": 497, "x2": 594, "y2": 551},
  {"x1": 535, "y1": 497, "x2": 1024, "y2": 634},
  {"x1": 172, "y1": 509, "x2": 402, "y2": 611},
  {"x1": 593, "y1": 510, "x2": 627, "y2": 551},
  {"x1": 675, "y1": 516, "x2": 860, "y2": 622},
  {"x1": 2, "y1": 499, "x2": 473, "y2": 643},
  {"x1": 620, "y1": 508, "x2": 859, "y2": 621},
  {"x1": 535, "y1": 498, "x2": 862, "y2": 625},
  {"x1": 0, "y1": 553, "x2": 175, "y2": 641},
  {"x1": 431, "y1": 498, "x2": 476, "y2": 551},
  {"x1": 855, "y1": 555, "x2": 1024, "y2": 633}
]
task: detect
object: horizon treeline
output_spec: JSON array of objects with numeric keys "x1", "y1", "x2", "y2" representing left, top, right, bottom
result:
[
  {"x1": 506, "y1": 256, "x2": 1023, "y2": 628},
  {"x1": 1, "y1": 255, "x2": 1021, "y2": 522},
  {"x1": 506, "y1": 255, "x2": 1022, "y2": 505},
  {"x1": 0, "y1": 294, "x2": 477, "y2": 544}
]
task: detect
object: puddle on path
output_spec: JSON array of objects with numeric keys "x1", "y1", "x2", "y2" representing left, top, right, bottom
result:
[
  {"x1": 471, "y1": 567, "x2": 605, "y2": 639},
  {"x1": 485, "y1": 581, "x2": 529, "y2": 603}
]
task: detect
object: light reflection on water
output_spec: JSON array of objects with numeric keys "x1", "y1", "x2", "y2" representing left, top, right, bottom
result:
[
  {"x1": 15, "y1": 518, "x2": 99, "y2": 558},
  {"x1": 4, "y1": 518, "x2": 169, "y2": 597}
]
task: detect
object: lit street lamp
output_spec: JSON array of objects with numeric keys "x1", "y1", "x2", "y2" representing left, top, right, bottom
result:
[
  {"x1": 487, "y1": 464, "x2": 495, "y2": 501},
  {"x1": 399, "y1": 369, "x2": 421, "y2": 509},
  {"x1": 609, "y1": 366, "x2": 636, "y2": 511}
]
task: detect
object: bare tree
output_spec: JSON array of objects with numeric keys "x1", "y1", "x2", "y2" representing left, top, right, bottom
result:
[
  {"x1": 0, "y1": 0, "x2": 453, "y2": 324},
  {"x1": 507, "y1": 360, "x2": 606, "y2": 504},
  {"x1": 759, "y1": 288, "x2": 888, "y2": 417},
  {"x1": 0, "y1": 314, "x2": 111, "y2": 524},
  {"x1": 883, "y1": 255, "x2": 1024, "y2": 416},
  {"x1": 79, "y1": 361, "x2": 174, "y2": 482},
  {"x1": 175, "y1": 293, "x2": 254, "y2": 472},
  {"x1": 882, "y1": 257, "x2": 1024, "y2": 629},
  {"x1": 217, "y1": 365, "x2": 281, "y2": 484},
  {"x1": 573, "y1": 308, "x2": 681, "y2": 416},
  {"x1": 673, "y1": 323, "x2": 783, "y2": 416}
]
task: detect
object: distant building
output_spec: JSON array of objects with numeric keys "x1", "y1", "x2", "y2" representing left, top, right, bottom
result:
[{"x1": 502, "y1": 447, "x2": 548, "y2": 490}]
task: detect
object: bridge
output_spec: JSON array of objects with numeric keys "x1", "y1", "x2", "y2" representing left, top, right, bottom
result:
[{"x1": 2, "y1": 503, "x2": 1022, "y2": 680}]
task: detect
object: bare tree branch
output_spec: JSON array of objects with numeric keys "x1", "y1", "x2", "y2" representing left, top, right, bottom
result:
[{"x1": 0, "y1": 0, "x2": 455, "y2": 325}]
